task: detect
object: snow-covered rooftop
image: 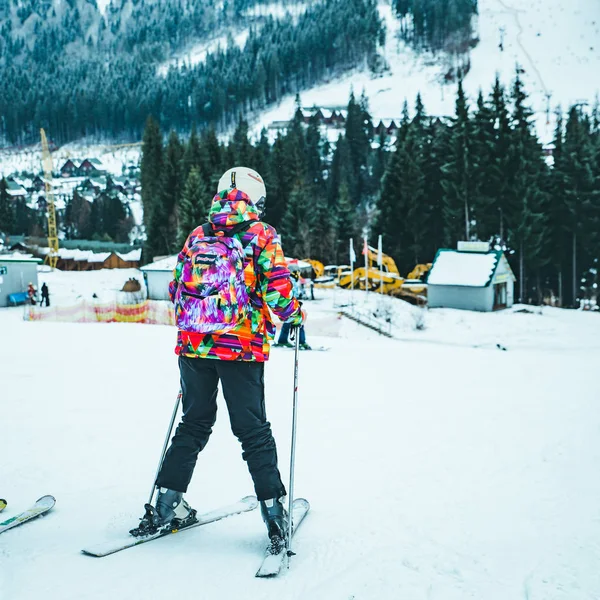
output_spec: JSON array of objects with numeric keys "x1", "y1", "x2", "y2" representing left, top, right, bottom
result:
[
  {"x1": 0, "y1": 252, "x2": 41, "y2": 263},
  {"x1": 87, "y1": 252, "x2": 111, "y2": 263},
  {"x1": 140, "y1": 255, "x2": 178, "y2": 272},
  {"x1": 427, "y1": 250, "x2": 500, "y2": 287},
  {"x1": 118, "y1": 249, "x2": 142, "y2": 262}
]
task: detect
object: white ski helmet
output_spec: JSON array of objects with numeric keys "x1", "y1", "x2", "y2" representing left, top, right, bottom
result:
[{"x1": 217, "y1": 166, "x2": 266, "y2": 207}]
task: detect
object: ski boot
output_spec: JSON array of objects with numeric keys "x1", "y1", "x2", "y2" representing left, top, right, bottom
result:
[
  {"x1": 274, "y1": 341, "x2": 293, "y2": 348},
  {"x1": 130, "y1": 488, "x2": 197, "y2": 537},
  {"x1": 260, "y1": 497, "x2": 288, "y2": 554},
  {"x1": 299, "y1": 343, "x2": 312, "y2": 350}
]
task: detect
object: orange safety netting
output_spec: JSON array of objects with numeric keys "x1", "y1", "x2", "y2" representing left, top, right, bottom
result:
[{"x1": 25, "y1": 300, "x2": 175, "y2": 326}]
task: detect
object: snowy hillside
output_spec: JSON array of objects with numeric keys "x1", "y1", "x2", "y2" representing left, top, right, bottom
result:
[
  {"x1": 252, "y1": 0, "x2": 600, "y2": 142},
  {"x1": 0, "y1": 0, "x2": 597, "y2": 170},
  {"x1": 1, "y1": 268, "x2": 600, "y2": 598}
]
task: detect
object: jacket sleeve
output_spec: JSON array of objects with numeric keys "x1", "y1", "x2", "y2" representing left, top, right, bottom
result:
[
  {"x1": 258, "y1": 229, "x2": 302, "y2": 324},
  {"x1": 168, "y1": 236, "x2": 191, "y2": 303}
]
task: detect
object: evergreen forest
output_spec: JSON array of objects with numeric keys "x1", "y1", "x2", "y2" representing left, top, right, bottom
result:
[
  {"x1": 132, "y1": 75, "x2": 600, "y2": 308},
  {"x1": 0, "y1": 0, "x2": 383, "y2": 143}
]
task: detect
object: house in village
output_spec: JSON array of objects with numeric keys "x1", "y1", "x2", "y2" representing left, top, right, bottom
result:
[
  {"x1": 5, "y1": 178, "x2": 28, "y2": 199},
  {"x1": 60, "y1": 158, "x2": 105, "y2": 178},
  {"x1": 427, "y1": 241, "x2": 516, "y2": 312},
  {"x1": 140, "y1": 255, "x2": 178, "y2": 301},
  {"x1": 41, "y1": 247, "x2": 142, "y2": 271}
]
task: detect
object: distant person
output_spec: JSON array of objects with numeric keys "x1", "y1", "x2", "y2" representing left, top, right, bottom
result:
[
  {"x1": 27, "y1": 282, "x2": 36, "y2": 306},
  {"x1": 276, "y1": 272, "x2": 311, "y2": 350},
  {"x1": 40, "y1": 283, "x2": 50, "y2": 307}
]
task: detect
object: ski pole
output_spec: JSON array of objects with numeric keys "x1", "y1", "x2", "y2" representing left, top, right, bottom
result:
[
  {"x1": 287, "y1": 326, "x2": 301, "y2": 558},
  {"x1": 147, "y1": 390, "x2": 182, "y2": 506}
]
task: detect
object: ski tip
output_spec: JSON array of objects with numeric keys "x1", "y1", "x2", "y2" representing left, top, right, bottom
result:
[
  {"x1": 240, "y1": 495, "x2": 259, "y2": 509},
  {"x1": 36, "y1": 495, "x2": 56, "y2": 508},
  {"x1": 294, "y1": 497, "x2": 310, "y2": 510}
]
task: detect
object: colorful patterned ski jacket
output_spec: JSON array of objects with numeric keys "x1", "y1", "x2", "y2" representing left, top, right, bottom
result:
[{"x1": 169, "y1": 189, "x2": 302, "y2": 362}]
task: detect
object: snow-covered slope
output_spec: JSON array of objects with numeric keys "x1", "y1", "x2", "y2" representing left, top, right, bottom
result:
[
  {"x1": 252, "y1": 0, "x2": 600, "y2": 143},
  {"x1": 157, "y1": 30, "x2": 251, "y2": 76},
  {"x1": 1, "y1": 269, "x2": 599, "y2": 599}
]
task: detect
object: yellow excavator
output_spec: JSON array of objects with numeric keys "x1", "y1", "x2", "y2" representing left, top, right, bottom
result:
[
  {"x1": 338, "y1": 245, "x2": 404, "y2": 294},
  {"x1": 301, "y1": 259, "x2": 324, "y2": 279},
  {"x1": 338, "y1": 245, "x2": 432, "y2": 304},
  {"x1": 389, "y1": 264, "x2": 431, "y2": 304}
]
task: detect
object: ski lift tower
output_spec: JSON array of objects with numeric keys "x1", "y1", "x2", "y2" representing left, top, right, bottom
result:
[{"x1": 40, "y1": 129, "x2": 59, "y2": 269}]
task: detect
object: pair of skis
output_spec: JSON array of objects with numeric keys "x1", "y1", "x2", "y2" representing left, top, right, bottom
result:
[
  {"x1": 81, "y1": 495, "x2": 310, "y2": 578},
  {"x1": 0, "y1": 495, "x2": 56, "y2": 535},
  {"x1": 0, "y1": 493, "x2": 308, "y2": 576}
]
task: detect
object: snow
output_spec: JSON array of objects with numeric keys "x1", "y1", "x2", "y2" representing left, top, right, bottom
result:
[
  {"x1": 1, "y1": 268, "x2": 600, "y2": 598},
  {"x1": 0, "y1": 143, "x2": 141, "y2": 180},
  {"x1": 157, "y1": 30, "x2": 251, "y2": 77},
  {"x1": 95, "y1": 0, "x2": 112, "y2": 16},
  {"x1": 140, "y1": 255, "x2": 178, "y2": 272},
  {"x1": 35, "y1": 266, "x2": 145, "y2": 304},
  {"x1": 117, "y1": 249, "x2": 142, "y2": 262},
  {"x1": 243, "y1": 2, "x2": 309, "y2": 19},
  {"x1": 251, "y1": 0, "x2": 600, "y2": 143},
  {"x1": 427, "y1": 250, "x2": 499, "y2": 287},
  {"x1": 0, "y1": 252, "x2": 39, "y2": 262}
]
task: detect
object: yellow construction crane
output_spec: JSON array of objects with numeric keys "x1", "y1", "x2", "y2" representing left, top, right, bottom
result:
[{"x1": 40, "y1": 129, "x2": 59, "y2": 269}]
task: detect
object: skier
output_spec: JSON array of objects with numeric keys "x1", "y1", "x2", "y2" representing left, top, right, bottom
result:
[
  {"x1": 27, "y1": 282, "x2": 36, "y2": 306},
  {"x1": 143, "y1": 167, "x2": 304, "y2": 548},
  {"x1": 40, "y1": 282, "x2": 50, "y2": 307},
  {"x1": 276, "y1": 272, "x2": 311, "y2": 349}
]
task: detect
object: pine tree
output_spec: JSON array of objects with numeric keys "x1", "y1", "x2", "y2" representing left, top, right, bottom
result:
[
  {"x1": 281, "y1": 182, "x2": 315, "y2": 258},
  {"x1": 471, "y1": 90, "x2": 499, "y2": 240},
  {"x1": 556, "y1": 105, "x2": 600, "y2": 306},
  {"x1": 344, "y1": 91, "x2": 371, "y2": 205},
  {"x1": 399, "y1": 123, "x2": 428, "y2": 270},
  {"x1": 487, "y1": 76, "x2": 513, "y2": 243},
  {"x1": 374, "y1": 140, "x2": 405, "y2": 268},
  {"x1": 201, "y1": 128, "x2": 223, "y2": 191},
  {"x1": 269, "y1": 124, "x2": 305, "y2": 232},
  {"x1": 335, "y1": 176, "x2": 358, "y2": 264},
  {"x1": 253, "y1": 129, "x2": 272, "y2": 185},
  {"x1": 423, "y1": 117, "x2": 449, "y2": 258},
  {"x1": 162, "y1": 130, "x2": 184, "y2": 253},
  {"x1": 0, "y1": 178, "x2": 15, "y2": 233},
  {"x1": 140, "y1": 116, "x2": 163, "y2": 231},
  {"x1": 182, "y1": 124, "x2": 203, "y2": 180},
  {"x1": 231, "y1": 118, "x2": 253, "y2": 165},
  {"x1": 505, "y1": 71, "x2": 550, "y2": 303},
  {"x1": 141, "y1": 116, "x2": 164, "y2": 259},
  {"x1": 440, "y1": 79, "x2": 474, "y2": 246},
  {"x1": 547, "y1": 108, "x2": 568, "y2": 304},
  {"x1": 177, "y1": 167, "x2": 210, "y2": 247}
]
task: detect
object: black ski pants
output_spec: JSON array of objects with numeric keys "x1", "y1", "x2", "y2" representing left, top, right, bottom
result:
[{"x1": 157, "y1": 356, "x2": 286, "y2": 501}]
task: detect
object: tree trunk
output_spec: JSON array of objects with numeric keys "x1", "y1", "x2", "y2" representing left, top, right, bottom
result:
[
  {"x1": 519, "y1": 241, "x2": 524, "y2": 303},
  {"x1": 558, "y1": 269, "x2": 563, "y2": 307},
  {"x1": 572, "y1": 232, "x2": 577, "y2": 307}
]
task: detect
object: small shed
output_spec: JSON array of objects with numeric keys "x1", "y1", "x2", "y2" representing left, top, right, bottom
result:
[
  {"x1": 427, "y1": 242, "x2": 516, "y2": 311},
  {"x1": 140, "y1": 255, "x2": 178, "y2": 300},
  {"x1": 101, "y1": 249, "x2": 142, "y2": 269},
  {"x1": 0, "y1": 254, "x2": 42, "y2": 307}
]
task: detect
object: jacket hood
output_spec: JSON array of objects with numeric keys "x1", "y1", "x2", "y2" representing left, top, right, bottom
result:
[{"x1": 208, "y1": 188, "x2": 260, "y2": 229}]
